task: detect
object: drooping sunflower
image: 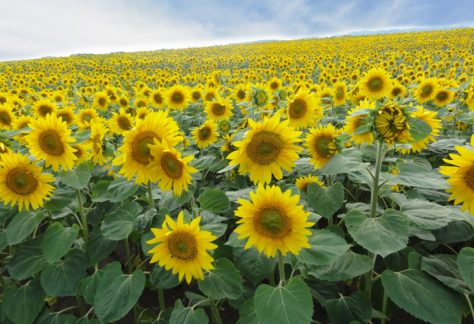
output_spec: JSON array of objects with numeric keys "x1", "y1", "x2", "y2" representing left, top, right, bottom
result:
[
  {"x1": 227, "y1": 114, "x2": 302, "y2": 184},
  {"x1": 33, "y1": 99, "x2": 57, "y2": 118},
  {"x1": 397, "y1": 107, "x2": 441, "y2": 154},
  {"x1": 234, "y1": 185, "x2": 313, "y2": 257},
  {"x1": 149, "y1": 140, "x2": 197, "y2": 196},
  {"x1": 374, "y1": 103, "x2": 412, "y2": 144},
  {"x1": 166, "y1": 85, "x2": 191, "y2": 110},
  {"x1": 25, "y1": 114, "x2": 77, "y2": 171},
  {"x1": 414, "y1": 78, "x2": 438, "y2": 103},
  {"x1": 204, "y1": 99, "x2": 233, "y2": 121},
  {"x1": 85, "y1": 120, "x2": 107, "y2": 165},
  {"x1": 305, "y1": 123, "x2": 339, "y2": 169},
  {"x1": 295, "y1": 175, "x2": 325, "y2": 193},
  {"x1": 110, "y1": 108, "x2": 134, "y2": 135},
  {"x1": 439, "y1": 135, "x2": 474, "y2": 214},
  {"x1": 286, "y1": 90, "x2": 322, "y2": 129},
  {"x1": 0, "y1": 104, "x2": 15, "y2": 130},
  {"x1": 0, "y1": 152, "x2": 55, "y2": 211},
  {"x1": 332, "y1": 82, "x2": 348, "y2": 106},
  {"x1": 344, "y1": 99, "x2": 376, "y2": 145},
  {"x1": 192, "y1": 120, "x2": 218, "y2": 149},
  {"x1": 359, "y1": 68, "x2": 392, "y2": 99},
  {"x1": 147, "y1": 211, "x2": 217, "y2": 284},
  {"x1": 113, "y1": 111, "x2": 183, "y2": 184}
]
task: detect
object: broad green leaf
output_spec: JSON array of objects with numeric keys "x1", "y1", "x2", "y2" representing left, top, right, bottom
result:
[
  {"x1": 393, "y1": 162, "x2": 448, "y2": 189},
  {"x1": 59, "y1": 163, "x2": 91, "y2": 189},
  {"x1": 40, "y1": 249, "x2": 88, "y2": 296},
  {"x1": 308, "y1": 251, "x2": 373, "y2": 281},
  {"x1": 198, "y1": 189, "x2": 230, "y2": 213},
  {"x1": 198, "y1": 258, "x2": 243, "y2": 300},
  {"x1": 381, "y1": 269, "x2": 463, "y2": 324},
  {"x1": 6, "y1": 211, "x2": 46, "y2": 245},
  {"x1": 41, "y1": 222, "x2": 79, "y2": 263},
  {"x1": 7, "y1": 237, "x2": 47, "y2": 280},
  {"x1": 457, "y1": 247, "x2": 474, "y2": 292},
  {"x1": 320, "y1": 149, "x2": 370, "y2": 175},
  {"x1": 150, "y1": 265, "x2": 180, "y2": 290},
  {"x1": 401, "y1": 199, "x2": 458, "y2": 230},
  {"x1": 92, "y1": 177, "x2": 139, "y2": 203},
  {"x1": 35, "y1": 310, "x2": 77, "y2": 324},
  {"x1": 421, "y1": 254, "x2": 469, "y2": 294},
  {"x1": 237, "y1": 297, "x2": 258, "y2": 324},
  {"x1": 169, "y1": 299, "x2": 209, "y2": 324},
  {"x1": 160, "y1": 188, "x2": 195, "y2": 212},
  {"x1": 345, "y1": 209, "x2": 409, "y2": 257},
  {"x1": 86, "y1": 232, "x2": 117, "y2": 266},
  {"x1": 409, "y1": 117, "x2": 432, "y2": 141},
  {"x1": 44, "y1": 187, "x2": 76, "y2": 211},
  {"x1": 3, "y1": 279, "x2": 45, "y2": 324},
  {"x1": 100, "y1": 202, "x2": 142, "y2": 240},
  {"x1": 79, "y1": 268, "x2": 104, "y2": 305},
  {"x1": 254, "y1": 276, "x2": 313, "y2": 324},
  {"x1": 297, "y1": 229, "x2": 350, "y2": 265},
  {"x1": 307, "y1": 182, "x2": 344, "y2": 219},
  {"x1": 324, "y1": 291, "x2": 372, "y2": 324},
  {"x1": 198, "y1": 211, "x2": 227, "y2": 238},
  {"x1": 233, "y1": 246, "x2": 276, "y2": 286},
  {"x1": 93, "y1": 262, "x2": 145, "y2": 322}
]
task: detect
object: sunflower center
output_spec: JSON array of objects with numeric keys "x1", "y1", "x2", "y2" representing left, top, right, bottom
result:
[
  {"x1": 270, "y1": 82, "x2": 279, "y2": 90},
  {"x1": 57, "y1": 112, "x2": 71, "y2": 124},
  {"x1": 117, "y1": 116, "x2": 132, "y2": 131},
  {"x1": 39, "y1": 105, "x2": 53, "y2": 116},
  {"x1": 82, "y1": 114, "x2": 93, "y2": 123},
  {"x1": 436, "y1": 91, "x2": 448, "y2": 101},
  {"x1": 171, "y1": 91, "x2": 184, "y2": 104},
  {"x1": 237, "y1": 90, "x2": 246, "y2": 100},
  {"x1": 336, "y1": 88, "x2": 345, "y2": 100},
  {"x1": 392, "y1": 87, "x2": 401, "y2": 96},
  {"x1": 314, "y1": 136, "x2": 336, "y2": 158},
  {"x1": 212, "y1": 103, "x2": 226, "y2": 116},
  {"x1": 168, "y1": 231, "x2": 198, "y2": 261},
  {"x1": 255, "y1": 207, "x2": 290, "y2": 238},
  {"x1": 6, "y1": 167, "x2": 39, "y2": 195},
  {"x1": 98, "y1": 97, "x2": 107, "y2": 106},
  {"x1": 153, "y1": 93, "x2": 163, "y2": 104},
  {"x1": 205, "y1": 92, "x2": 215, "y2": 101},
  {"x1": 421, "y1": 85, "x2": 433, "y2": 97},
  {"x1": 192, "y1": 91, "x2": 201, "y2": 100},
  {"x1": 161, "y1": 152, "x2": 183, "y2": 179},
  {"x1": 0, "y1": 111, "x2": 12, "y2": 125},
  {"x1": 289, "y1": 98, "x2": 307, "y2": 119},
  {"x1": 368, "y1": 77, "x2": 383, "y2": 91},
  {"x1": 254, "y1": 90, "x2": 268, "y2": 106},
  {"x1": 39, "y1": 130, "x2": 65, "y2": 156},
  {"x1": 247, "y1": 131, "x2": 282, "y2": 165},
  {"x1": 131, "y1": 131, "x2": 156, "y2": 165},
  {"x1": 464, "y1": 165, "x2": 474, "y2": 190},
  {"x1": 198, "y1": 127, "x2": 211, "y2": 140}
]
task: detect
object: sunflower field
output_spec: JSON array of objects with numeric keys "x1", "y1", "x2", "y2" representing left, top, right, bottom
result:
[{"x1": 0, "y1": 27, "x2": 474, "y2": 324}]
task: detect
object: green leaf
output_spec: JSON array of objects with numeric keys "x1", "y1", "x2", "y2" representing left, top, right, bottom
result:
[
  {"x1": 198, "y1": 189, "x2": 230, "y2": 213},
  {"x1": 409, "y1": 117, "x2": 432, "y2": 142},
  {"x1": 92, "y1": 177, "x2": 139, "y2": 203},
  {"x1": 308, "y1": 251, "x2": 373, "y2": 281},
  {"x1": 44, "y1": 188, "x2": 76, "y2": 211},
  {"x1": 401, "y1": 199, "x2": 456, "y2": 231},
  {"x1": 41, "y1": 222, "x2": 79, "y2": 263},
  {"x1": 73, "y1": 129, "x2": 91, "y2": 144},
  {"x1": 381, "y1": 269, "x2": 463, "y2": 324},
  {"x1": 86, "y1": 232, "x2": 117, "y2": 266},
  {"x1": 345, "y1": 209, "x2": 409, "y2": 257},
  {"x1": 324, "y1": 291, "x2": 372, "y2": 324},
  {"x1": 35, "y1": 310, "x2": 78, "y2": 324},
  {"x1": 59, "y1": 163, "x2": 91, "y2": 189},
  {"x1": 79, "y1": 269, "x2": 104, "y2": 305},
  {"x1": 297, "y1": 229, "x2": 350, "y2": 265},
  {"x1": 40, "y1": 249, "x2": 88, "y2": 296},
  {"x1": 320, "y1": 149, "x2": 370, "y2": 175},
  {"x1": 421, "y1": 254, "x2": 469, "y2": 294},
  {"x1": 100, "y1": 202, "x2": 142, "y2": 240},
  {"x1": 254, "y1": 276, "x2": 313, "y2": 324},
  {"x1": 150, "y1": 265, "x2": 180, "y2": 290},
  {"x1": 159, "y1": 188, "x2": 195, "y2": 212},
  {"x1": 198, "y1": 258, "x2": 243, "y2": 300},
  {"x1": 3, "y1": 279, "x2": 45, "y2": 324},
  {"x1": 307, "y1": 182, "x2": 344, "y2": 219},
  {"x1": 237, "y1": 297, "x2": 258, "y2": 324},
  {"x1": 233, "y1": 246, "x2": 276, "y2": 286},
  {"x1": 93, "y1": 262, "x2": 145, "y2": 323},
  {"x1": 169, "y1": 299, "x2": 209, "y2": 324},
  {"x1": 6, "y1": 211, "x2": 46, "y2": 245},
  {"x1": 7, "y1": 237, "x2": 47, "y2": 280},
  {"x1": 457, "y1": 247, "x2": 474, "y2": 293},
  {"x1": 393, "y1": 162, "x2": 448, "y2": 189}
]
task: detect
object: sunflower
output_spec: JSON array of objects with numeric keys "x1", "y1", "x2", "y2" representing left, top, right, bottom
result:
[
  {"x1": 55, "y1": 107, "x2": 76, "y2": 126},
  {"x1": 136, "y1": 107, "x2": 150, "y2": 120},
  {"x1": 305, "y1": 123, "x2": 339, "y2": 169},
  {"x1": 221, "y1": 133, "x2": 236, "y2": 153},
  {"x1": 149, "y1": 140, "x2": 197, "y2": 196},
  {"x1": 374, "y1": 103, "x2": 411, "y2": 144},
  {"x1": 77, "y1": 108, "x2": 98, "y2": 130},
  {"x1": 110, "y1": 108, "x2": 134, "y2": 135},
  {"x1": 0, "y1": 104, "x2": 15, "y2": 129},
  {"x1": 94, "y1": 92, "x2": 109, "y2": 110},
  {"x1": 233, "y1": 85, "x2": 250, "y2": 103},
  {"x1": 390, "y1": 80, "x2": 406, "y2": 99},
  {"x1": 439, "y1": 135, "x2": 474, "y2": 214},
  {"x1": 147, "y1": 211, "x2": 217, "y2": 284},
  {"x1": 227, "y1": 114, "x2": 302, "y2": 184},
  {"x1": 113, "y1": 111, "x2": 183, "y2": 184},
  {"x1": 25, "y1": 114, "x2": 77, "y2": 171},
  {"x1": 72, "y1": 143, "x2": 91, "y2": 165},
  {"x1": 344, "y1": 99, "x2": 376, "y2": 145},
  {"x1": 33, "y1": 99, "x2": 57, "y2": 118},
  {"x1": 85, "y1": 120, "x2": 107, "y2": 165},
  {"x1": 190, "y1": 87, "x2": 202, "y2": 103},
  {"x1": 397, "y1": 107, "x2": 441, "y2": 154},
  {"x1": 192, "y1": 120, "x2": 218, "y2": 149},
  {"x1": 0, "y1": 152, "x2": 54, "y2": 211},
  {"x1": 234, "y1": 185, "x2": 313, "y2": 257},
  {"x1": 150, "y1": 89, "x2": 165, "y2": 109},
  {"x1": 166, "y1": 85, "x2": 191, "y2": 110},
  {"x1": 414, "y1": 78, "x2": 438, "y2": 103},
  {"x1": 286, "y1": 90, "x2": 322, "y2": 129},
  {"x1": 252, "y1": 86, "x2": 272, "y2": 108},
  {"x1": 268, "y1": 77, "x2": 282, "y2": 92},
  {"x1": 204, "y1": 99, "x2": 233, "y2": 121},
  {"x1": 295, "y1": 175, "x2": 325, "y2": 193},
  {"x1": 332, "y1": 82, "x2": 348, "y2": 106},
  {"x1": 433, "y1": 88, "x2": 454, "y2": 107},
  {"x1": 359, "y1": 68, "x2": 392, "y2": 99}
]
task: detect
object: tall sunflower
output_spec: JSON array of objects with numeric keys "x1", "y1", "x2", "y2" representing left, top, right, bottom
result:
[
  {"x1": 359, "y1": 68, "x2": 392, "y2": 99},
  {"x1": 25, "y1": 114, "x2": 77, "y2": 171},
  {"x1": 234, "y1": 185, "x2": 313, "y2": 257},
  {"x1": 0, "y1": 152, "x2": 55, "y2": 211},
  {"x1": 286, "y1": 90, "x2": 322, "y2": 129},
  {"x1": 204, "y1": 99, "x2": 233, "y2": 121},
  {"x1": 439, "y1": 135, "x2": 474, "y2": 214},
  {"x1": 149, "y1": 140, "x2": 197, "y2": 196},
  {"x1": 166, "y1": 85, "x2": 191, "y2": 110},
  {"x1": 113, "y1": 111, "x2": 183, "y2": 184},
  {"x1": 227, "y1": 114, "x2": 302, "y2": 184},
  {"x1": 192, "y1": 120, "x2": 218, "y2": 149},
  {"x1": 147, "y1": 211, "x2": 217, "y2": 284},
  {"x1": 305, "y1": 123, "x2": 339, "y2": 169}
]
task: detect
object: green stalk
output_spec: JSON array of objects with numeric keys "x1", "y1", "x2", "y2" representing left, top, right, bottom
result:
[
  {"x1": 158, "y1": 288, "x2": 166, "y2": 312},
  {"x1": 277, "y1": 251, "x2": 286, "y2": 285},
  {"x1": 209, "y1": 299, "x2": 222, "y2": 324},
  {"x1": 76, "y1": 189, "x2": 88, "y2": 242},
  {"x1": 124, "y1": 238, "x2": 132, "y2": 273},
  {"x1": 465, "y1": 293, "x2": 474, "y2": 321},
  {"x1": 381, "y1": 288, "x2": 388, "y2": 324},
  {"x1": 147, "y1": 181, "x2": 155, "y2": 209}
]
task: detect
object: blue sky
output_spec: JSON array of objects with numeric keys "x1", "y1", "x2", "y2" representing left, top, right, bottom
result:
[{"x1": 0, "y1": 0, "x2": 472, "y2": 61}]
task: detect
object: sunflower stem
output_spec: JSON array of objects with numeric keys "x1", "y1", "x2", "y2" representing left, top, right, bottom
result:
[
  {"x1": 76, "y1": 189, "x2": 88, "y2": 242},
  {"x1": 465, "y1": 293, "x2": 474, "y2": 321},
  {"x1": 277, "y1": 251, "x2": 286, "y2": 285},
  {"x1": 209, "y1": 299, "x2": 222, "y2": 324},
  {"x1": 124, "y1": 238, "x2": 132, "y2": 273},
  {"x1": 381, "y1": 287, "x2": 389, "y2": 324},
  {"x1": 158, "y1": 288, "x2": 166, "y2": 312},
  {"x1": 147, "y1": 181, "x2": 155, "y2": 209}
]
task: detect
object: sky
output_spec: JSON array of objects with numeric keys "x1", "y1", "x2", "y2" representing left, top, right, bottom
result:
[{"x1": 0, "y1": 0, "x2": 473, "y2": 61}]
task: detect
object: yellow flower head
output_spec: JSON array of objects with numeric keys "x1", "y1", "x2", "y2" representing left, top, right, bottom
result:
[
  {"x1": 295, "y1": 175, "x2": 325, "y2": 193},
  {"x1": 192, "y1": 120, "x2": 218, "y2": 149},
  {"x1": 359, "y1": 68, "x2": 393, "y2": 99},
  {"x1": 374, "y1": 103, "x2": 411, "y2": 144},
  {"x1": 286, "y1": 90, "x2": 322, "y2": 129},
  {"x1": 204, "y1": 98, "x2": 233, "y2": 121},
  {"x1": 305, "y1": 123, "x2": 339, "y2": 169}
]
